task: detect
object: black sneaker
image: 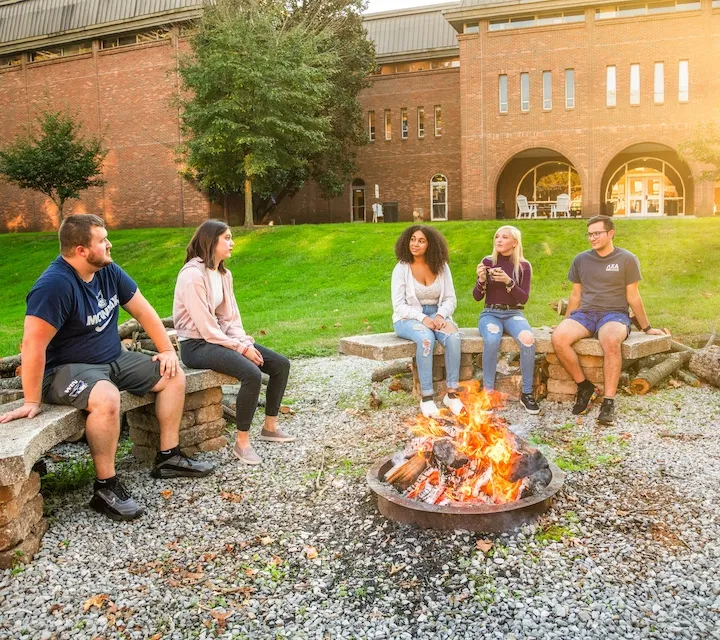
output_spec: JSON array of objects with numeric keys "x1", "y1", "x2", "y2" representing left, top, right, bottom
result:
[
  {"x1": 520, "y1": 393, "x2": 540, "y2": 415},
  {"x1": 90, "y1": 479, "x2": 143, "y2": 521},
  {"x1": 597, "y1": 399, "x2": 615, "y2": 426},
  {"x1": 572, "y1": 383, "x2": 598, "y2": 415},
  {"x1": 151, "y1": 452, "x2": 214, "y2": 479}
]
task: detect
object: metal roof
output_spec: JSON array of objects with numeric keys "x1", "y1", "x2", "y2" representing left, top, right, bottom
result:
[
  {"x1": 0, "y1": 0, "x2": 201, "y2": 45},
  {"x1": 363, "y1": 3, "x2": 460, "y2": 58}
]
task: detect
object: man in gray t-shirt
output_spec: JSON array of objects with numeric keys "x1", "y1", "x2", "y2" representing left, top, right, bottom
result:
[{"x1": 551, "y1": 216, "x2": 665, "y2": 426}]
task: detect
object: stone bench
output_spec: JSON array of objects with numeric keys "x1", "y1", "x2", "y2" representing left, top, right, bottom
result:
[
  {"x1": 339, "y1": 327, "x2": 671, "y2": 401},
  {"x1": 0, "y1": 367, "x2": 235, "y2": 569}
]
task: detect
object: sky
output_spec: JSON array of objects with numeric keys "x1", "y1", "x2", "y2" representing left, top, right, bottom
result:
[{"x1": 363, "y1": 0, "x2": 443, "y2": 14}]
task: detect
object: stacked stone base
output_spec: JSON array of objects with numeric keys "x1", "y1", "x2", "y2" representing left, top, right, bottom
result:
[
  {"x1": 128, "y1": 387, "x2": 228, "y2": 462},
  {"x1": 545, "y1": 353, "x2": 605, "y2": 403},
  {"x1": 0, "y1": 473, "x2": 47, "y2": 569}
]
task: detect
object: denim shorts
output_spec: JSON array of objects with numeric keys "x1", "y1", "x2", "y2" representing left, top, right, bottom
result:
[{"x1": 569, "y1": 310, "x2": 631, "y2": 338}]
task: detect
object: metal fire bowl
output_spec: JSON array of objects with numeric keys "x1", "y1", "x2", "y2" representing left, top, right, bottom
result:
[{"x1": 367, "y1": 456, "x2": 565, "y2": 533}]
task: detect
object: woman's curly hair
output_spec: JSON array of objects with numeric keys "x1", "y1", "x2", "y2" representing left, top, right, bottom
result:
[{"x1": 394, "y1": 225, "x2": 449, "y2": 275}]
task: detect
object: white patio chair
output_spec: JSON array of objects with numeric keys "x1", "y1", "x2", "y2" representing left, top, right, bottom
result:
[
  {"x1": 550, "y1": 193, "x2": 571, "y2": 218},
  {"x1": 516, "y1": 195, "x2": 537, "y2": 219}
]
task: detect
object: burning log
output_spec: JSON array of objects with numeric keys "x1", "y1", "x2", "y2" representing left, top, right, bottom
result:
[
  {"x1": 384, "y1": 455, "x2": 428, "y2": 491},
  {"x1": 501, "y1": 442, "x2": 549, "y2": 484},
  {"x1": 432, "y1": 437, "x2": 469, "y2": 469},
  {"x1": 629, "y1": 351, "x2": 692, "y2": 395},
  {"x1": 519, "y1": 468, "x2": 553, "y2": 499}
]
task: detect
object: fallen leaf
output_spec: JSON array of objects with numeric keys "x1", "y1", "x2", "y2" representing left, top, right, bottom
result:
[
  {"x1": 270, "y1": 555, "x2": 282, "y2": 566},
  {"x1": 279, "y1": 406, "x2": 294, "y2": 415},
  {"x1": 181, "y1": 571, "x2": 205, "y2": 584},
  {"x1": 220, "y1": 491, "x2": 243, "y2": 503},
  {"x1": 702, "y1": 292, "x2": 713, "y2": 298},
  {"x1": 83, "y1": 594, "x2": 110, "y2": 612},
  {"x1": 320, "y1": 325, "x2": 327, "y2": 330},
  {"x1": 667, "y1": 379, "x2": 682, "y2": 388},
  {"x1": 201, "y1": 552, "x2": 217, "y2": 562},
  {"x1": 258, "y1": 329, "x2": 268, "y2": 335},
  {"x1": 304, "y1": 545, "x2": 318, "y2": 560},
  {"x1": 244, "y1": 567, "x2": 258, "y2": 578},
  {"x1": 333, "y1": 322, "x2": 342, "y2": 327},
  {"x1": 388, "y1": 380, "x2": 404, "y2": 392},
  {"x1": 260, "y1": 536, "x2": 275, "y2": 546},
  {"x1": 47, "y1": 452, "x2": 66, "y2": 462},
  {"x1": 150, "y1": 634, "x2": 163, "y2": 640},
  {"x1": 475, "y1": 539, "x2": 493, "y2": 553},
  {"x1": 389, "y1": 563, "x2": 405, "y2": 575},
  {"x1": 620, "y1": 432, "x2": 632, "y2": 441},
  {"x1": 160, "y1": 489, "x2": 173, "y2": 500}
]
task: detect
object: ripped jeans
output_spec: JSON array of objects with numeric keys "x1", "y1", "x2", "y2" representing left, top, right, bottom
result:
[
  {"x1": 478, "y1": 309, "x2": 535, "y2": 394},
  {"x1": 394, "y1": 305, "x2": 461, "y2": 397}
]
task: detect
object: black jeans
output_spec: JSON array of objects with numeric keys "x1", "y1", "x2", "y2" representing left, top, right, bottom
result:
[{"x1": 180, "y1": 340, "x2": 290, "y2": 432}]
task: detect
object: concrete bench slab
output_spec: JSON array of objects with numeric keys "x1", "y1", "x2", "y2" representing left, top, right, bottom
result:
[
  {"x1": 0, "y1": 367, "x2": 235, "y2": 486},
  {"x1": 339, "y1": 327, "x2": 671, "y2": 361}
]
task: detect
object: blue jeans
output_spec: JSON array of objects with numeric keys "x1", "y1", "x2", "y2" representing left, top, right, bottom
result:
[
  {"x1": 478, "y1": 309, "x2": 535, "y2": 394},
  {"x1": 394, "y1": 305, "x2": 461, "y2": 397}
]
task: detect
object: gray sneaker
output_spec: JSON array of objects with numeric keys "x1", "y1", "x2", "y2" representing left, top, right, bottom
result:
[
  {"x1": 90, "y1": 479, "x2": 143, "y2": 521},
  {"x1": 151, "y1": 452, "x2": 214, "y2": 479}
]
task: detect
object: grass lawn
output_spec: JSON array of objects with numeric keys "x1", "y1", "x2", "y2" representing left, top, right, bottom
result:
[{"x1": 0, "y1": 218, "x2": 718, "y2": 358}]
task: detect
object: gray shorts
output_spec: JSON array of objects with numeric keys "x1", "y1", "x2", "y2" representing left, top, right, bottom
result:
[{"x1": 42, "y1": 350, "x2": 162, "y2": 410}]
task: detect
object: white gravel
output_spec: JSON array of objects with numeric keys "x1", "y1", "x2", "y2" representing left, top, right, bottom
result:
[{"x1": 1, "y1": 355, "x2": 719, "y2": 640}]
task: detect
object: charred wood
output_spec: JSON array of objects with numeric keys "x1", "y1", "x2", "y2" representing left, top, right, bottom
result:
[
  {"x1": 503, "y1": 442, "x2": 549, "y2": 483},
  {"x1": 385, "y1": 455, "x2": 428, "y2": 491},
  {"x1": 432, "y1": 437, "x2": 469, "y2": 469},
  {"x1": 519, "y1": 467, "x2": 553, "y2": 499}
]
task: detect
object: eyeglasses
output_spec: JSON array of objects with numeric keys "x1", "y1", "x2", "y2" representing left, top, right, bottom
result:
[{"x1": 587, "y1": 231, "x2": 608, "y2": 239}]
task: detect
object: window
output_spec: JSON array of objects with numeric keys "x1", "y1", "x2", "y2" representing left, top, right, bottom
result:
[
  {"x1": 401, "y1": 108, "x2": 408, "y2": 139},
  {"x1": 606, "y1": 66, "x2": 617, "y2": 107},
  {"x1": 384, "y1": 110, "x2": 392, "y2": 140},
  {"x1": 714, "y1": 0, "x2": 720, "y2": 6},
  {"x1": 654, "y1": 62, "x2": 664, "y2": 104},
  {"x1": 596, "y1": 0, "x2": 700, "y2": 19},
  {"x1": 434, "y1": 105, "x2": 442, "y2": 137},
  {"x1": 464, "y1": 23, "x2": 479, "y2": 33},
  {"x1": 101, "y1": 27, "x2": 171, "y2": 49},
  {"x1": 0, "y1": 54, "x2": 22, "y2": 67},
  {"x1": 368, "y1": 111, "x2": 375, "y2": 142},
  {"x1": 565, "y1": 69, "x2": 575, "y2": 108},
  {"x1": 489, "y1": 10, "x2": 585, "y2": 30},
  {"x1": 543, "y1": 71, "x2": 552, "y2": 110},
  {"x1": 374, "y1": 57, "x2": 459, "y2": 76},
  {"x1": 418, "y1": 107, "x2": 425, "y2": 138},
  {"x1": 630, "y1": 64, "x2": 640, "y2": 105},
  {"x1": 678, "y1": 60, "x2": 689, "y2": 102},
  {"x1": 30, "y1": 41, "x2": 92, "y2": 62},
  {"x1": 499, "y1": 75, "x2": 508, "y2": 113},
  {"x1": 430, "y1": 174, "x2": 448, "y2": 220},
  {"x1": 520, "y1": 73, "x2": 530, "y2": 112}
]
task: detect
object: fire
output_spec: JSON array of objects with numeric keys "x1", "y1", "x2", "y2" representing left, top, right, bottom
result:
[{"x1": 398, "y1": 380, "x2": 526, "y2": 505}]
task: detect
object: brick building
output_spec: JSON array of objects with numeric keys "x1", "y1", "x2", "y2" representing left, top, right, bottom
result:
[{"x1": 0, "y1": 0, "x2": 718, "y2": 231}]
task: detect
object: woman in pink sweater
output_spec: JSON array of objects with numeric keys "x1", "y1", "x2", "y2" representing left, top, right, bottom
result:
[{"x1": 173, "y1": 220, "x2": 292, "y2": 465}]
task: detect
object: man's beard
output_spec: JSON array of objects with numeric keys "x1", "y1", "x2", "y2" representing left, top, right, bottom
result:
[{"x1": 86, "y1": 250, "x2": 112, "y2": 269}]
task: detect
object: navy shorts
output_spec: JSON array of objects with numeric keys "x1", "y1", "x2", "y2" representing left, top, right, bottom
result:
[{"x1": 568, "y1": 310, "x2": 632, "y2": 338}]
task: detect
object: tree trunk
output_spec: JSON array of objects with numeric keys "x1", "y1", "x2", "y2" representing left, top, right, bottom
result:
[
  {"x1": 371, "y1": 359, "x2": 412, "y2": 383},
  {"x1": 629, "y1": 352, "x2": 691, "y2": 395},
  {"x1": 688, "y1": 346, "x2": 720, "y2": 387},
  {"x1": 244, "y1": 176, "x2": 253, "y2": 228}
]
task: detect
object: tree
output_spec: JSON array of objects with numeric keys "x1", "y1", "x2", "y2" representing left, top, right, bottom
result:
[
  {"x1": 679, "y1": 121, "x2": 720, "y2": 181},
  {"x1": 0, "y1": 109, "x2": 106, "y2": 222},
  {"x1": 179, "y1": 0, "x2": 340, "y2": 227}
]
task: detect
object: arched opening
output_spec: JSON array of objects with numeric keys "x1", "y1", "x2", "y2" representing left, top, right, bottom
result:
[
  {"x1": 430, "y1": 174, "x2": 448, "y2": 221},
  {"x1": 350, "y1": 178, "x2": 366, "y2": 222},
  {"x1": 600, "y1": 143, "x2": 693, "y2": 217},
  {"x1": 496, "y1": 149, "x2": 582, "y2": 219}
]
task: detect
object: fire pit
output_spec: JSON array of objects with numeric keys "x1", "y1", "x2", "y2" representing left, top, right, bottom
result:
[{"x1": 367, "y1": 382, "x2": 565, "y2": 532}]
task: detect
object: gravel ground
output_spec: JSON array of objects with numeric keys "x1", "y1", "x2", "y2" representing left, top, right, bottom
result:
[{"x1": 1, "y1": 355, "x2": 719, "y2": 640}]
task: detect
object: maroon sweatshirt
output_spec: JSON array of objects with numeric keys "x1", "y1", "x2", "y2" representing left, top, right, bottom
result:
[{"x1": 472, "y1": 254, "x2": 532, "y2": 306}]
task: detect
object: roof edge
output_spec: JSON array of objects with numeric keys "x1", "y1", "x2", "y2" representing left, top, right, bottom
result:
[{"x1": 363, "y1": 1, "x2": 460, "y2": 20}]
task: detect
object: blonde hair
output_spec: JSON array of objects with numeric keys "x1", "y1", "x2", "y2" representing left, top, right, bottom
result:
[{"x1": 487, "y1": 225, "x2": 532, "y2": 282}]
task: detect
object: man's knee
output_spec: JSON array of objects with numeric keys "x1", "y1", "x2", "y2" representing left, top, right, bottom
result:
[
  {"x1": 599, "y1": 333, "x2": 624, "y2": 352},
  {"x1": 87, "y1": 381, "x2": 120, "y2": 414},
  {"x1": 153, "y1": 367, "x2": 186, "y2": 393}
]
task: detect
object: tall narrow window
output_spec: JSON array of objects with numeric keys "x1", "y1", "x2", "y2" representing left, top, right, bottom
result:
[
  {"x1": 418, "y1": 107, "x2": 425, "y2": 138},
  {"x1": 499, "y1": 75, "x2": 508, "y2": 113},
  {"x1": 384, "y1": 109, "x2": 392, "y2": 140},
  {"x1": 565, "y1": 69, "x2": 575, "y2": 108},
  {"x1": 678, "y1": 60, "x2": 689, "y2": 102},
  {"x1": 606, "y1": 66, "x2": 616, "y2": 107},
  {"x1": 434, "y1": 105, "x2": 442, "y2": 137},
  {"x1": 520, "y1": 73, "x2": 530, "y2": 112},
  {"x1": 401, "y1": 108, "x2": 408, "y2": 139},
  {"x1": 654, "y1": 62, "x2": 664, "y2": 104},
  {"x1": 630, "y1": 64, "x2": 640, "y2": 105},
  {"x1": 543, "y1": 71, "x2": 552, "y2": 110},
  {"x1": 368, "y1": 111, "x2": 375, "y2": 142}
]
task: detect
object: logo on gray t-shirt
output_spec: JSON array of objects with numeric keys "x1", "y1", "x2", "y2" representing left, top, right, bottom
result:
[{"x1": 568, "y1": 248, "x2": 642, "y2": 313}]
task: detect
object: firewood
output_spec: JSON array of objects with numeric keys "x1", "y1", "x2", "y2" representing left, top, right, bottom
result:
[
  {"x1": 0, "y1": 354, "x2": 21, "y2": 374},
  {"x1": 636, "y1": 353, "x2": 676, "y2": 370},
  {"x1": 371, "y1": 360, "x2": 412, "y2": 383},
  {"x1": 0, "y1": 377, "x2": 22, "y2": 390},
  {"x1": 689, "y1": 334, "x2": 720, "y2": 348},
  {"x1": 432, "y1": 437, "x2": 469, "y2": 469},
  {"x1": 502, "y1": 442, "x2": 549, "y2": 483},
  {"x1": 629, "y1": 352, "x2": 691, "y2": 395},
  {"x1": 118, "y1": 316, "x2": 173, "y2": 339},
  {"x1": 385, "y1": 455, "x2": 428, "y2": 491},
  {"x1": 689, "y1": 345, "x2": 720, "y2": 388},
  {"x1": 675, "y1": 369, "x2": 701, "y2": 387}
]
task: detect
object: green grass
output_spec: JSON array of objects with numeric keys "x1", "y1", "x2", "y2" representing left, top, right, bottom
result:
[{"x1": 1, "y1": 218, "x2": 719, "y2": 357}]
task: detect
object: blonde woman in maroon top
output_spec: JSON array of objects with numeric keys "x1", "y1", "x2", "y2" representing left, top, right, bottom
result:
[{"x1": 473, "y1": 225, "x2": 540, "y2": 414}]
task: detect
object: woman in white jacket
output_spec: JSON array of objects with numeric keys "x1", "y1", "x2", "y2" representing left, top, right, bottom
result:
[{"x1": 392, "y1": 225, "x2": 463, "y2": 418}]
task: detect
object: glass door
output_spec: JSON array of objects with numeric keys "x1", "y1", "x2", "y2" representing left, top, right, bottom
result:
[
  {"x1": 628, "y1": 178, "x2": 645, "y2": 214},
  {"x1": 351, "y1": 186, "x2": 366, "y2": 222},
  {"x1": 627, "y1": 175, "x2": 663, "y2": 215},
  {"x1": 646, "y1": 177, "x2": 661, "y2": 214}
]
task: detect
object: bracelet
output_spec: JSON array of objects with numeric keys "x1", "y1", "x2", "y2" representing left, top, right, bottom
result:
[
  {"x1": 642, "y1": 325, "x2": 652, "y2": 333},
  {"x1": 505, "y1": 279, "x2": 515, "y2": 293}
]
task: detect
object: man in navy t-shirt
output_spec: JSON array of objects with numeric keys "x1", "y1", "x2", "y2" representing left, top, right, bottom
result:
[
  {"x1": 551, "y1": 215, "x2": 665, "y2": 426},
  {"x1": 0, "y1": 214, "x2": 213, "y2": 521}
]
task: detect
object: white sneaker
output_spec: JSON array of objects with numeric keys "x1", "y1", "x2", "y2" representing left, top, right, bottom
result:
[
  {"x1": 443, "y1": 394, "x2": 465, "y2": 416},
  {"x1": 420, "y1": 400, "x2": 441, "y2": 418}
]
